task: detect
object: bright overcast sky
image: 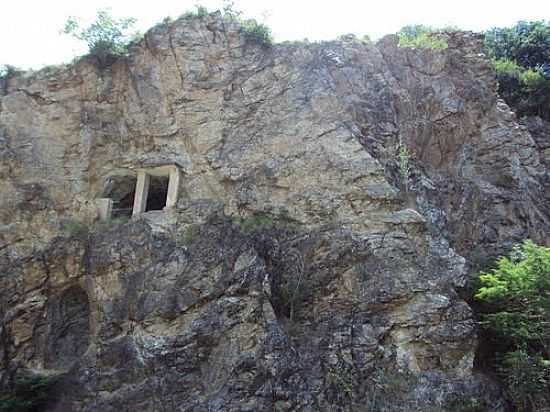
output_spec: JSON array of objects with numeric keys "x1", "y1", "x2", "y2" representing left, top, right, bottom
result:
[{"x1": 2, "y1": 0, "x2": 550, "y2": 69}]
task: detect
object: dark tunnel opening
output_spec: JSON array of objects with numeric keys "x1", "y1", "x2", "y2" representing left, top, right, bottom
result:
[{"x1": 146, "y1": 176, "x2": 169, "y2": 211}]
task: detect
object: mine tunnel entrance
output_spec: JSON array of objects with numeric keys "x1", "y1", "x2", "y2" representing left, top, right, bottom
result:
[
  {"x1": 97, "y1": 165, "x2": 180, "y2": 220},
  {"x1": 102, "y1": 175, "x2": 137, "y2": 218},
  {"x1": 146, "y1": 176, "x2": 169, "y2": 211}
]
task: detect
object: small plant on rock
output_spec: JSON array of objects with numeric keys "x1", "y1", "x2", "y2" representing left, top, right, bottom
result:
[
  {"x1": 398, "y1": 143, "x2": 411, "y2": 191},
  {"x1": 234, "y1": 209, "x2": 299, "y2": 234},
  {"x1": 61, "y1": 218, "x2": 89, "y2": 237},
  {"x1": 181, "y1": 5, "x2": 209, "y2": 19},
  {"x1": 177, "y1": 224, "x2": 201, "y2": 245},
  {"x1": 93, "y1": 216, "x2": 129, "y2": 231},
  {"x1": 279, "y1": 248, "x2": 306, "y2": 322},
  {"x1": 222, "y1": 0, "x2": 242, "y2": 20},
  {"x1": 397, "y1": 25, "x2": 449, "y2": 49}
]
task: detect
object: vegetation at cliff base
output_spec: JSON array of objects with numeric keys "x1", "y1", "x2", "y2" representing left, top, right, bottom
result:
[
  {"x1": 484, "y1": 21, "x2": 550, "y2": 120},
  {"x1": 475, "y1": 240, "x2": 550, "y2": 411},
  {"x1": 0, "y1": 375, "x2": 58, "y2": 412}
]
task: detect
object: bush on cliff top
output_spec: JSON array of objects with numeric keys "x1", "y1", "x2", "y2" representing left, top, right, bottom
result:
[
  {"x1": 0, "y1": 64, "x2": 19, "y2": 80},
  {"x1": 397, "y1": 25, "x2": 449, "y2": 49},
  {"x1": 63, "y1": 9, "x2": 138, "y2": 64},
  {"x1": 475, "y1": 240, "x2": 550, "y2": 411},
  {"x1": 241, "y1": 18, "x2": 273, "y2": 47},
  {"x1": 181, "y1": 4, "x2": 209, "y2": 19},
  {"x1": 179, "y1": 3, "x2": 273, "y2": 47},
  {"x1": 221, "y1": 1, "x2": 273, "y2": 47}
]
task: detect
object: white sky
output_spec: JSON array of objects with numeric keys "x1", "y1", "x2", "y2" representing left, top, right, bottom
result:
[{"x1": 1, "y1": 0, "x2": 549, "y2": 69}]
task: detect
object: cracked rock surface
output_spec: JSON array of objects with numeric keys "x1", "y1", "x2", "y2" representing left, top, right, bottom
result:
[{"x1": 0, "y1": 12, "x2": 548, "y2": 411}]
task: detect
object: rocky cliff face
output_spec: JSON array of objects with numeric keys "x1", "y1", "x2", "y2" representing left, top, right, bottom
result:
[{"x1": 1, "y1": 12, "x2": 549, "y2": 411}]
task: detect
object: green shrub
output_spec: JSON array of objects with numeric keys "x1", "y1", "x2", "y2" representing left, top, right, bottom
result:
[
  {"x1": 93, "y1": 216, "x2": 129, "y2": 231},
  {"x1": 241, "y1": 18, "x2": 273, "y2": 47},
  {"x1": 234, "y1": 213, "x2": 277, "y2": 233},
  {"x1": 491, "y1": 57, "x2": 550, "y2": 119},
  {"x1": 484, "y1": 21, "x2": 550, "y2": 120},
  {"x1": 398, "y1": 143, "x2": 411, "y2": 191},
  {"x1": 361, "y1": 35, "x2": 372, "y2": 44},
  {"x1": 0, "y1": 375, "x2": 58, "y2": 412},
  {"x1": 326, "y1": 359, "x2": 356, "y2": 406},
  {"x1": 475, "y1": 240, "x2": 550, "y2": 410},
  {"x1": 177, "y1": 224, "x2": 201, "y2": 245},
  {"x1": 484, "y1": 21, "x2": 550, "y2": 69},
  {"x1": 61, "y1": 219, "x2": 89, "y2": 237},
  {"x1": 181, "y1": 5, "x2": 209, "y2": 19},
  {"x1": 363, "y1": 371, "x2": 412, "y2": 411},
  {"x1": 397, "y1": 25, "x2": 448, "y2": 50},
  {"x1": 233, "y1": 209, "x2": 298, "y2": 234},
  {"x1": 63, "y1": 9, "x2": 137, "y2": 63},
  {"x1": 492, "y1": 58, "x2": 524, "y2": 78},
  {"x1": 222, "y1": 0, "x2": 242, "y2": 20},
  {"x1": 0, "y1": 64, "x2": 19, "y2": 80},
  {"x1": 219, "y1": 1, "x2": 273, "y2": 47},
  {"x1": 521, "y1": 68, "x2": 548, "y2": 89},
  {"x1": 498, "y1": 349, "x2": 549, "y2": 411},
  {"x1": 279, "y1": 255, "x2": 306, "y2": 322}
]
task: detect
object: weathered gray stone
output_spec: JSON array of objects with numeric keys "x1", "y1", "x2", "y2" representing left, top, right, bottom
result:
[{"x1": 0, "y1": 12, "x2": 547, "y2": 412}]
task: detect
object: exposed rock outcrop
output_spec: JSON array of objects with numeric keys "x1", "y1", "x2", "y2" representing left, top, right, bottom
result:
[{"x1": 1, "y1": 12, "x2": 548, "y2": 411}]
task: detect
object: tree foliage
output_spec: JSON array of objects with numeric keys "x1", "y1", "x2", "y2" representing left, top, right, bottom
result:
[
  {"x1": 475, "y1": 240, "x2": 550, "y2": 410},
  {"x1": 0, "y1": 64, "x2": 19, "y2": 80},
  {"x1": 484, "y1": 21, "x2": 550, "y2": 69},
  {"x1": 484, "y1": 21, "x2": 550, "y2": 120},
  {"x1": 63, "y1": 10, "x2": 138, "y2": 64}
]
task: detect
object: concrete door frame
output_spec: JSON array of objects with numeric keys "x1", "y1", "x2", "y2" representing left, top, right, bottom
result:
[{"x1": 132, "y1": 165, "x2": 181, "y2": 217}]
